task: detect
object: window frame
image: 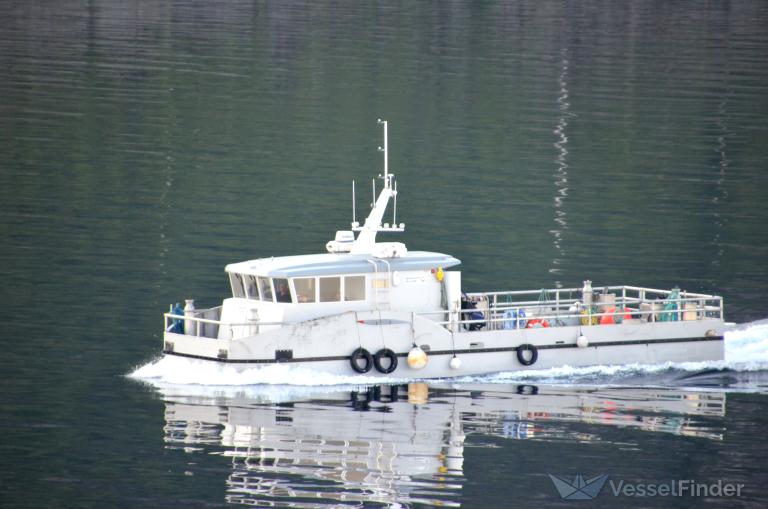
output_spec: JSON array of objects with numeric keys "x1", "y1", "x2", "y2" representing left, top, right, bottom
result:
[
  {"x1": 230, "y1": 273, "x2": 246, "y2": 298},
  {"x1": 258, "y1": 276, "x2": 274, "y2": 302},
  {"x1": 292, "y1": 277, "x2": 317, "y2": 304},
  {"x1": 343, "y1": 274, "x2": 367, "y2": 302},
  {"x1": 245, "y1": 275, "x2": 261, "y2": 300},
  {"x1": 318, "y1": 276, "x2": 342, "y2": 303},
  {"x1": 273, "y1": 277, "x2": 293, "y2": 303}
]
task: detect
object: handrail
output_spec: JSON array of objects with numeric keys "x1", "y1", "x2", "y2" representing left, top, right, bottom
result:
[
  {"x1": 416, "y1": 291, "x2": 723, "y2": 327},
  {"x1": 424, "y1": 304, "x2": 720, "y2": 319},
  {"x1": 467, "y1": 285, "x2": 718, "y2": 300},
  {"x1": 484, "y1": 296, "x2": 719, "y2": 312},
  {"x1": 164, "y1": 313, "x2": 286, "y2": 327},
  {"x1": 621, "y1": 285, "x2": 718, "y2": 299},
  {"x1": 426, "y1": 305, "x2": 722, "y2": 327}
]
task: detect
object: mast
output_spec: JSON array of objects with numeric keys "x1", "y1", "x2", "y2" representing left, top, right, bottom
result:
[
  {"x1": 380, "y1": 119, "x2": 389, "y2": 186},
  {"x1": 349, "y1": 120, "x2": 404, "y2": 255}
]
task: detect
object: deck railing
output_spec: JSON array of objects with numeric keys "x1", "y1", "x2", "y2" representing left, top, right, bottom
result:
[
  {"x1": 165, "y1": 285, "x2": 723, "y2": 339},
  {"x1": 164, "y1": 307, "x2": 286, "y2": 340},
  {"x1": 442, "y1": 285, "x2": 723, "y2": 331}
]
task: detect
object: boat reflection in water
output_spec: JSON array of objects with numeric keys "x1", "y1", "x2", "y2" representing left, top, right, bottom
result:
[{"x1": 160, "y1": 384, "x2": 725, "y2": 507}]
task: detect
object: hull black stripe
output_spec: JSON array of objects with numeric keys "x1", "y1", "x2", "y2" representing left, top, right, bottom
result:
[{"x1": 163, "y1": 335, "x2": 723, "y2": 364}]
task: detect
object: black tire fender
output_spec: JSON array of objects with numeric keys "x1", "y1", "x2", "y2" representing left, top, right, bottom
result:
[
  {"x1": 516, "y1": 384, "x2": 539, "y2": 395},
  {"x1": 350, "y1": 347, "x2": 373, "y2": 373},
  {"x1": 373, "y1": 348, "x2": 398, "y2": 374},
  {"x1": 516, "y1": 344, "x2": 538, "y2": 366}
]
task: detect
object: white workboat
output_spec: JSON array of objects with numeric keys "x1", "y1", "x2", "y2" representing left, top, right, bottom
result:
[{"x1": 162, "y1": 121, "x2": 727, "y2": 378}]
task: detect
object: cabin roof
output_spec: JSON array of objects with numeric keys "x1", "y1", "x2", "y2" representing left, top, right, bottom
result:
[{"x1": 225, "y1": 251, "x2": 461, "y2": 278}]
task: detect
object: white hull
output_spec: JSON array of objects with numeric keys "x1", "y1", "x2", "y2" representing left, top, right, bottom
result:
[{"x1": 164, "y1": 310, "x2": 725, "y2": 378}]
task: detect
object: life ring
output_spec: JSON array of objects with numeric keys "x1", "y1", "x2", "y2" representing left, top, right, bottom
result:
[
  {"x1": 350, "y1": 347, "x2": 373, "y2": 373},
  {"x1": 516, "y1": 344, "x2": 538, "y2": 366},
  {"x1": 525, "y1": 318, "x2": 550, "y2": 329},
  {"x1": 373, "y1": 348, "x2": 398, "y2": 374}
]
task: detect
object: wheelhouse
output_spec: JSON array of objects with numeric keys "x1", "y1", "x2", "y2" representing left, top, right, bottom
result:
[{"x1": 228, "y1": 272, "x2": 368, "y2": 304}]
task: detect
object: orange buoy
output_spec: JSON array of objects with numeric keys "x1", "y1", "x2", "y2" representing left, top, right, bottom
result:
[
  {"x1": 526, "y1": 318, "x2": 550, "y2": 328},
  {"x1": 600, "y1": 306, "x2": 617, "y2": 325}
]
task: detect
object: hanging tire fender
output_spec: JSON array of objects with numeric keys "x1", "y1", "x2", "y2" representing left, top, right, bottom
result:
[
  {"x1": 516, "y1": 343, "x2": 538, "y2": 366},
  {"x1": 350, "y1": 347, "x2": 374, "y2": 373},
  {"x1": 373, "y1": 348, "x2": 398, "y2": 374}
]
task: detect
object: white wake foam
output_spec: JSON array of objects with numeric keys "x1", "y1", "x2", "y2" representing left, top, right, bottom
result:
[
  {"x1": 129, "y1": 354, "x2": 410, "y2": 387},
  {"x1": 129, "y1": 320, "x2": 768, "y2": 388},
  {"x1": 723, "y1": 320, "x2": 768, "y2": 364},
  {"x1": 464, "y1": 321, "x2": 768, "y2": 384}
]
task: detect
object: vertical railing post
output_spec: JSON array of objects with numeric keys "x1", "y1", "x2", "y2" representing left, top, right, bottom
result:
[{"x1": 493, "y1": 294, "x2": 497, "y2": 331}]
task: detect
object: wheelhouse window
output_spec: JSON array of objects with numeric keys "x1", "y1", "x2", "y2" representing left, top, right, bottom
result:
[
  {"x1": 294, "y1": 277, "x2": 316, "y2": 303},
  {"x1": 258, "y1": 276, "x2": 273, "y2": 302},
  {"x1": 245, "y1": 275, "x2": 260, "y2": 300},
  {"x1": 344, "y1": 275, "x2": 366, "y2": 301},
  {"x1": 274, "y1": 278, "x2": 292, "y2": 303},
  {"x1": 319, "y1": 276, "x2": 341, "y2": 302},
  {"x1": 230, "y1": 273, "x2": 246, "y2": 298}
]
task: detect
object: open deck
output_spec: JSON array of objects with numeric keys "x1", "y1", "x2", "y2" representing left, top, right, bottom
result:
[{"x1": 454, "y1": 285, "x2": 723, "y2": 331}]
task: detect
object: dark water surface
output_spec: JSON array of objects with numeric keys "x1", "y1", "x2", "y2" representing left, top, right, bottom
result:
[{"x1": 2, "y1": 1, "x2": 768, "y2": 507}]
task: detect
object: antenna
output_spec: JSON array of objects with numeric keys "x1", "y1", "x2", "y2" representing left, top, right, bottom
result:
[
  {"x1": 378, "y1": 119, "x2": 390, "y2": 189},
  {"x1": 347, "y1": 119, "x2": 405, "y2": 251}
]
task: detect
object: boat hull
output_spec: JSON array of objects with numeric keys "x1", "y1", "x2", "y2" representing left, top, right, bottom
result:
[{"x1": 163, "y1": 310, "x2": 726, "y2": 378}]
